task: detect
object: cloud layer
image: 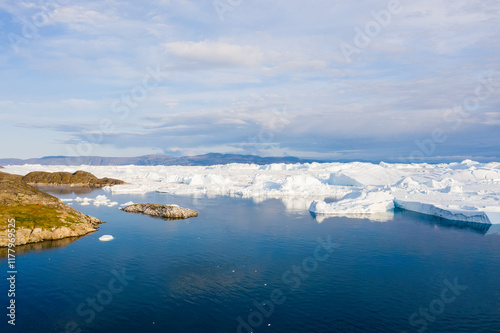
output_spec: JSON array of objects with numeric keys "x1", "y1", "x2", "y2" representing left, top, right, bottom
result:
[{"x1": 0, "y1": 0, "x2": 499, "y2": 161}]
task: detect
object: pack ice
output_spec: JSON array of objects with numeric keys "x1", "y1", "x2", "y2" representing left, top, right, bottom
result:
[{"x1": 4, "y1": 160, "x2": 500, "y2": 224}]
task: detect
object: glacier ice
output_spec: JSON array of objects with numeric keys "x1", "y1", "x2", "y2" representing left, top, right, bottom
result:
[{"x1": 3, "y1": 160, "x2": 500, "y2": 224}]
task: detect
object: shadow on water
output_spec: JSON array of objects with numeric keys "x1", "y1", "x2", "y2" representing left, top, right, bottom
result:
[
  {"x1": 34, "y1": 185, "x2": 98, "y2": 195},
  {"x1": 396, "y1": 208, "x2": 492, "y2": 235},
  {"x1": 0, "y1": 235, "x2": 86, "y2": 259},
  {"x1": 310, "y1": 208, "x2": 493, "y2": 234}
]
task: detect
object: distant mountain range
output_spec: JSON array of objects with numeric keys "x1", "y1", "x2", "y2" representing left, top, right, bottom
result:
[{"x1": 0, "y1": 153, "x2": 318, "y2": 166}]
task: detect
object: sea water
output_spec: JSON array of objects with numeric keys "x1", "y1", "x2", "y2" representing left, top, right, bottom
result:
[{"x1": 1, "y1": 189, "x2": 500, "y2": 333}]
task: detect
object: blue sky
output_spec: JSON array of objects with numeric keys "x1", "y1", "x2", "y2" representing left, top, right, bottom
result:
[{"x1": 0, "y1": 0, "x2": 499, "y2": 162}]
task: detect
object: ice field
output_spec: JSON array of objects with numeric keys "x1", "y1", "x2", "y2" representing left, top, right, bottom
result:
[{"x1": 4, "y1": 159, "x2": 500, "y2": 224}]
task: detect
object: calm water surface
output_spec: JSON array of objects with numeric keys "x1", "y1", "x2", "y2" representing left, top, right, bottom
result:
[{"x1": 2, "y1": 189, "x2": 500, "y2": 333}]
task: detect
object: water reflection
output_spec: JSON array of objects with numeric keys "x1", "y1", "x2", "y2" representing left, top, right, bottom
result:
[
  {"x1": 0, "y1": 235, "x2": 84, "y2": 259},
  {"x1": 311, "y1": 208, "x2": 494, "y2": 234},
  {"x1": 277, "y1": 196, "x2": 343, "y2": 213},
  {"x1": 121, "y1": 210, "x2": 198, "y2": 222},
  {"x1": 34, "y1": 185, "x2": 97, "y2": 195},
  {"x1": 486, "y1": 223, "x2": 500, "y2": 236},
  {"x1": 312, "y1": 211, "x2": 395, "y2": 223}
]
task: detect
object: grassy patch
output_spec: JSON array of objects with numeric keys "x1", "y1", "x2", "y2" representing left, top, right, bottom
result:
[{"x1": 0, "y1": 205, "x2": 75, "y2": 230}]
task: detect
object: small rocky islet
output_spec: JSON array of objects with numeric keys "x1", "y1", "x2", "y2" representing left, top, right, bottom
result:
[{"x1": 121, "y1": 203, "x2": 198, "y2": 219}]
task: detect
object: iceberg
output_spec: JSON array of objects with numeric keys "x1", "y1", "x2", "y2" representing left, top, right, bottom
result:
[
  {"x1": 93, "y1": 195, "x2": 118, "y2": 207},
  {"x1": 393, "y1": 199, "x2": 491, "y2": 224},
  {"x1": 69, "y1": 195, "x2": 119, "y2": 207},
  {"x1": 327, "y1": 172, "x2": 363, "y2": 186},
  {"x1": 310, "y1": 190, "x2": 395, "y2": 216},
  {"x1": 99, "y1": 235, "x2": 114, "y2": 241}
]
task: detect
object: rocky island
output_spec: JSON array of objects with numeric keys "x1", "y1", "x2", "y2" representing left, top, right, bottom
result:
[
  {"x1": 0, "y1": 171, "x2": 104, "y2": 247},
  {"x1": 121, "y1": 203, "x2": 198, "y2": 219}
]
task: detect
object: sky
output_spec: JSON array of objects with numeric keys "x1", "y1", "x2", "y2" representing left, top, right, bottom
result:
[{"x1": 0, "y1": 0, "x2": 499, "y2": 162}]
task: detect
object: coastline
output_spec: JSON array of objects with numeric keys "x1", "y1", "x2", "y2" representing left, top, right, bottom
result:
[{"x1": 0, "y1": 171, "x2": 105, "y2": 247}]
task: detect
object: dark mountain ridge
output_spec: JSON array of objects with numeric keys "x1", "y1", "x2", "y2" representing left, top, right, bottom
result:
[{"x1": 0, "y1": 153, "x2": 318, "y2": 166}]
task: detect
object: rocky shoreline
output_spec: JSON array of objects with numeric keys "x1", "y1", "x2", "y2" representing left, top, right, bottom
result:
[
  {"x1": 0, "y1": 235, "x2": 84, "y2": 257},
  {"x1": 5, "y1": 223, "x2": 101, "y2": 247},
  {"x1": 0, "y1": 171, "x2": 104, "y2": 247}
]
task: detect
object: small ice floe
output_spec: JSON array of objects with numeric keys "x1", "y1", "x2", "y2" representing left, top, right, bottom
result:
[
  {"x1": 93, "y1": 195, "x2": 118, "y2": 207},
  {"x1": 74, "y1": 195, "x2": 118, "y2": 207},
  {"x1": 80, "y1": 198, "x2": 92, "y2": 206},
  {"x1": 99, "y1": 235, "x2": 114, "y2": 241}
]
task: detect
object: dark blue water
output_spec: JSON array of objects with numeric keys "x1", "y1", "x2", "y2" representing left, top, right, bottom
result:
[{"x1": 2, "y1": 189, "x2": 500, "y2": 333}]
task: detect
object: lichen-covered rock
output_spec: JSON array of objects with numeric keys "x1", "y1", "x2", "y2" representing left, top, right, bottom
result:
[
  {"x1": 121, "y1": 203, "x2": 198, "y2": 219},
  {"x1": 22, "y1": 170, "x2": 125, "y2": 188}
]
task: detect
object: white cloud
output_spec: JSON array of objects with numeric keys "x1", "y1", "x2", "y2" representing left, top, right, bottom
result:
[
  {"x1": 164, "y1": 41, "x2": 264, "y2": 68},
  {"x1": 51, "y1": 6, "x2": 112, "y2": 32}
]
